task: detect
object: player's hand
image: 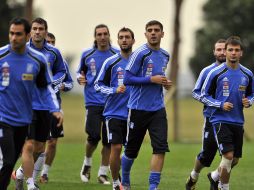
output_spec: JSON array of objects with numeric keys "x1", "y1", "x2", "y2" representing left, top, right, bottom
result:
[
  {"x1": 150, "y1": 75, "x2": 168, "y2": 85},
  {"x1": 52, "y1": 112, "x2": 63, "y2": 127},
  {"x1": 223, "y1": 102, "x2": 233, "y2": 111},
  {"x1": 116, "y1": 85, "x2": 126, "y2": 93},
  {"x1": 242, "y1": 98, "x2": 250, "y2": 108},
  {"x1": 163, "y1": 79, "x2": 173, "y2": 90},
  {"x1": 77, "y1": 71, "x2": 87, "y2": 85},
  {"x1": 60, "y1": 83, "x2": 65, "y2": 91}
]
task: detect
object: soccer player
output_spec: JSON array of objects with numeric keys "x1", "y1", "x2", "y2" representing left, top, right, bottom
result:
[
  {"x1": 32, "y1": 32, "x2": 73, "y2": 183},
  {"x1": 13, "y1": 17, "x2": 66, "y2": 190},
  {"x1": 94, "y1": 27, "x2": 135, "y2": 190},
  {"x1": 0, "y1": 17, "x2": 62, "y2": 190},
  {"x1": 121, "y1": 20, "x2": 172, "y2": 190},
  {"x1": 201, "y1": 36, "x2": 253, "y2": 190},
  {"x1": 185, "y1": 39, "x2": 226, "y2": 190},
  {"x1": 77, "y1": 24, "x2": 119, "y2": 184}
]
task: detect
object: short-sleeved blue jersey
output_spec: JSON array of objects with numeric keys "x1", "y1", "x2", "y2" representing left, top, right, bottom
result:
[
  {"x1": 28, "y1": 40, "x2": 65, "y2": 111},
  {"x1": 0, "y1": 45, "x2": 53, "y2": 126},
  {"x1": 201, "y1": 63, "x2": 254, "y2": 126},
  {"x1": 77, "y1": 46, "x2": 119, "y2": 107},
  {"x1": 95, "y1": 53, "x2": 130, "y2": 120},
  {"x1": 125, "y1": 44, "x2": 170, "y2": 111},
  {"x1": 192, "y1": 62, "x2": 219, "y2": 117}
]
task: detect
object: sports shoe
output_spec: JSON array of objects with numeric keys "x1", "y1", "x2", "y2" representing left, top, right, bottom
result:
[
  {"x1": 80, "y1": 165, "x2": 91, "y2": 183},
  {"x1": 11, "y1": 170, "x2": 24, "y2": 190},
  {"x1": 122, "y1": 185, "x2": 131, "y2": 190},
  {"x1": 39, "y1": 174, "x2": 49, "y2": 183},
  {"x1": 98, "y1": 175, "x2": 111, "y2": 185},
  {"x1": 185, "y1": 175, "x2": 197, "y2": 190},
  {"x1": 207, "y1": 172, "x2": 219, "y2": 190},
  {"x1": 27, "y1": 184, "x2": 40, "y2": 190},
  {"x1": 113, "y1": 184, "x2": 123, "y2": 190}
]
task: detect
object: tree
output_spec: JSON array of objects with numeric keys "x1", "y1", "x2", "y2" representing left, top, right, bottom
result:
[
  {"x1": 190, "y1": 0, "x2": 254, "y2": 79},
  {"x1": 0, "y1": 0, "x2": 26, "y2": 46}
]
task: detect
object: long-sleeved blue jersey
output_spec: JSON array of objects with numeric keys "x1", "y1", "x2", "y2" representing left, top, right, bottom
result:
[
  {"x1": 77, "y1": 46, "x2": 119, "y2": 107},
  {"x1": 94, "y1": 53, "x2": 130, "y2": 120},
  {"x1": 28, "y1": 40, "x2": 65, "y2": 111},
  {"x1": 192, "y1": 62, "x2": 219, "y2": 117},
  {"x1": 0, "y1": 45, "x2": 54, "y2": 126},
  {"x1": 201, "y1": 63, "x2": 254, "y2": 126},
  {"x1": 124, "y1": 44, "x2": 170, "y2": 111}
]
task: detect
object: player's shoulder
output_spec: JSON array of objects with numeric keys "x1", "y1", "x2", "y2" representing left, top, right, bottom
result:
[
  {"x1": 81, "y1": 47, "x2": 96, "y2": 58},
  {"x1": 44, "y1": 42, "x2": 62, "y2": 56},
  {"x1": 104, "y1": 53, "x2": 121, "y2": 65},
  {"x1": 132, "y1": 44, "x2": 150, "y2": 56},
  {"x1": 160, "y1": 47, "x2": 170, "y2": 57},
  {"x1": 0, "y1": 44, "x2": 10, "y2": 56},
  {"x1": 109, "y1": 45, "x2": 120, "y2": 54},
  {"x1": 27, "y1": 46, "x2": 47, "y2": 63},
  {"x1": 240, "y1": 64, "x2": 253, "y2": 77}
]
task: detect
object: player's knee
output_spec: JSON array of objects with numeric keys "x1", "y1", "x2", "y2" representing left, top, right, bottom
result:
[
  {"x1": 23, "y1": 140, "x2": 34, "y2": 154},
  {"x1": 87, "y1": 135, "x2": 100, "y2": 145},
  {"x1": 34, "y1": 141, "x2": 46, "y2": 153},
  {"x1": 220, "y1": 156, "x2": 233, "y2": 173},
  {"x1": 47, "y1": 140, "x2": 57, "y2": 150}
]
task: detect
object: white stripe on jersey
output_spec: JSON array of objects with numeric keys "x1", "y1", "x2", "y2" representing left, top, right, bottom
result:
[{"x1": 126, "y1": 44, "x2": 147, "y2": 70}]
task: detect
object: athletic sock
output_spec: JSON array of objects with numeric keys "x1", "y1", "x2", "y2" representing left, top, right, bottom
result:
[
  {"x1": 16, "y1": 166, "x2": 24, "y2": 179},
  {"x1": 41, "y1": 164, "x2": 51, "y2": 176},
  {"x1": 33, "y1": 152, "x2": 45, "y2": 180},
  {"x1": 220, "y1": 183, "x2": 229, "y2": 190},
  {"x1": 98, "y1": 165, "x2": 109, "y2": 176},
  {"x1": 211, "y1": 169, "x2": 219, "y2": 182},
  {"x1": 84, "y1": 156, "x2": 92, "y2": 166},
  {"x1": 190, "y1": 169, "x2": 199, "y2": 181},
  {"x1": 121, "y1": 154, "x2": 134, "y2": 186},
  {"x1": 26, "y1": 177, "x2": 35, "y2": 189},
  {"x1": 149, "y1": 171, "x2": 161, "y2": 190}
]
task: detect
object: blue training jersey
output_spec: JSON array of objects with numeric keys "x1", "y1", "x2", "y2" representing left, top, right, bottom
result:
[
  {"x1": 77, "y1": 46, "x2": 119, "y2": 107},
  {"x1": 28, "y1": 40, "x2": 65, "y2": 111},
  {"x1": 95, "y1": 53, "x2": 130, "y2": 120},
  {"x1": 124, "y1": 44, "x2": 170, "y2": 111},
  {"x1": 0, "y1": 45, "x2": 53, "y2": 126},
  {"x1": 192, "y1": 62, "x2": 219, "y2": 117},
  {"x1": 201, "y1": 63, "x2": 254, "y2": 126}
]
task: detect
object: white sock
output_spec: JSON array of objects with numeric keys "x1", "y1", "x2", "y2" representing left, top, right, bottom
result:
[
  {"x1": 220, "y1": 183, "x2": 229, "y2": 190},
  {"x1": 16, "y1": 166, "x2": 24, "y2": 179},
  {"x1": 84, "y1": 156, "x2": 92, "y2": 166},
  {"x1": 26, "y1": 177, "x2": 35, "y2": 189},
  {"x1": 98, "y1": 165, "x2": 109, "y2": 176},
  {"x1": 113, "y1": 179, "x2": 121, "y2": 187},
  {"x1": 41, "y1": 164, "x2": 51, "y2": 176},
  {"x1": 211, "y1": 169, "x2": 220, "y2": 181},
  {"x1": 33, "y1": 152, "x2": 46, "y2": 180},
  {"x1": 190, "y1": 169, "x2": 199, "y2": 181}
]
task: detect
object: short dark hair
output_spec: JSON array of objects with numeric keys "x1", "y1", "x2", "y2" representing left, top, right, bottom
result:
[
  {"x1": 216, "y1": 39, "x2": 226, "y2": 44},
  {"x1": 145, "y1": 20, "x2": 163, "y2": 31},
  {"x1": 9, "y1": 17, "x2": 31, "y2": 34},
  {"x1": 118, "y1": 27, "x2": 135, "y2": 39},
  {"x1": 47, "y1": 32, "x2": 55, "y2": 40},
  {"x1": 93, "y1": 24, "x2": 110, "y2": 48},
  {"x1": 31, "y1": 17, "x2": 48, "y2": 30},
  {"x1": 225, "y1": 36, "x2": 243, "y2": 50}
]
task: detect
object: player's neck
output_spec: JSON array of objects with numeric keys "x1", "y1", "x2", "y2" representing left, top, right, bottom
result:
[
  {"x1": 32, "y1": 39, "x2": 44, "y2": 49},
  {"x1": 97, "y1": 44, "x2": 109, "y2": 51},
  {"x1": 226, "y1": 61, "x2": 239, "y2": 69}
]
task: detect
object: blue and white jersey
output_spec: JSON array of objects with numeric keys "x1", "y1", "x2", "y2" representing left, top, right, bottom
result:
[
  {"x1": 0, "y1": 45, "x2": 53, "y2": 126},
  {"x1": 201, "y1": 63, "x2": 254, "y2": 126},
  {"x1": 54, "y1": 60, "x2": 73, "y2": 107},
  {"x1": 28, "y1": 40, "x2": 65, "y2": 111},
  {"x1": 77, "y1": 46, "x2": 119, "y2": 107},
  {"x1": 95, "y1": 53, "x2": 130, "y2": 120},
  {"x1": 192, "y1": 62, "x2": 219, "y2": 117},
  {"x1": 124, "y1": 44, "x2": 170, "y2": 111}
]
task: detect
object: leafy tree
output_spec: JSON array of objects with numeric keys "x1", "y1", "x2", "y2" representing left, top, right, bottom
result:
[
  {"x1": 190, "y1": 0, "x2": 254, "y2": 79},
  {"x1": 0, "y1": 0, "x2": 25, "y2": 46}
]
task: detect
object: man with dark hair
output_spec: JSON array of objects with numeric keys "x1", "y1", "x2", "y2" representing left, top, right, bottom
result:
[
  {"x1": 186, "y1": 39, "x2": 226, "y2": 190},
  {"x1": 201, "y1": 36, "x2": 253, "y2": 190},
  {"x1": 94, "y1": 27, "x2": 135, "y2": 190},
  {"x1": 121, "y1": 20, "x2": 172, "y2": 190},
  {"x1": 0, "y1": 17, "x2": 61, "y2": 190},
  {"x1": 77, "y1": 24, "x2": 119, "y2": 184},
  {"x1": 13, "y1": 17, "x2": 65, "y2": 190}
]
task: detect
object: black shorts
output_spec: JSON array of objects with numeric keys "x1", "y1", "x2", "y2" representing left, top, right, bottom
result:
[
  {"x1": 125, "y1": 108, "x2": 169, "y2": 159},
  {"x1": 48, "y1": 113, "x2": 64, "y2": 139},
  {"x1": 85, "y1": 106, "x2": 108, "y2": 145},
  {"x1": 213, "y1": 123, "x2": 244, "y2": 158},
  {"x1": 106, "y1": 118, "x2": 127, "y2": 145},
  {"x1": 197, "y1": 117, "x2": 218, "y2": 167},
  {"x1": 27, "y1": 110, "x2": 51, "y2": 142}
]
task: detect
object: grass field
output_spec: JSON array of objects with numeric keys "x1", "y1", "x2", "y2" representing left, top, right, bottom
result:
[{"x1": 9, "y1": 93, "x2": 254, "y2": 189}]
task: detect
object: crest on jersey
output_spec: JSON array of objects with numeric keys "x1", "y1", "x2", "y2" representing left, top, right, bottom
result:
[
  {"x1": 26, "y1": 63, "x2": 33, "y2": 73},
  {"x1": 222, "y1": 77, "x2": 229, "y2": 96}
]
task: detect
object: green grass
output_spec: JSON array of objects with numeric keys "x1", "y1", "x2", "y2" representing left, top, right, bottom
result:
[{"x1": 8, "y1": 93, "x2": 254, "y2": 189}]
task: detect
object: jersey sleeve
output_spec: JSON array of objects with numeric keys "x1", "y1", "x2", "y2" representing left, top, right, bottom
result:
[{"x1": 52, "y1": 48, "x2": 66, "y2": 85}]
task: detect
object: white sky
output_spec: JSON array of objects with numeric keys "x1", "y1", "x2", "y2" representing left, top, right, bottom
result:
[{"x1": 34, "y1": 0, "x2": 206, "y2": 90}]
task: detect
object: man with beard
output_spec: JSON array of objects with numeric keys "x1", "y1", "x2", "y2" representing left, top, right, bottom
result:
[
  {"x1": 77, "y1": 24, "x2": 119, "y2": 185},
  {"x1": 121, "y1": 20, "x2": 172, "y2": 190},
  {"x1": 186, "y1": 39, "x2": 226, "y2": 190},
  {"x1": 94, "y1": 27, "x2": 135, "y2": 190},
  {"x1": 201, "y1": 36, "x2": 253, "y2": 190}
]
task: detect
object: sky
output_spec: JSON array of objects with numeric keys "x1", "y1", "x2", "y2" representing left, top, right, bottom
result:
[{"x1": 34, "y1": 0, "x2": 207, "y2": 93}]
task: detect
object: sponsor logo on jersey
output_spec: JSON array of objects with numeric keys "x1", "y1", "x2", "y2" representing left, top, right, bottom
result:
[
  {"x1": 22, "y1": 73, "x2": 34, "y2": 80},
  {"x1": 239, "y1": 85, "x2": 246, "y2": 91}
]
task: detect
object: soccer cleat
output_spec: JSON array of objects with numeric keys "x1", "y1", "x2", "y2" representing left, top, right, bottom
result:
[
  {"x1": 27, "y1": 184, "x2": 40, "y2": 190},
  {"x1": 39, "y1": 174, "x2": 49, "y2": 183},
  {"x1": 80, "y1": 165, "x2": 91, "y2": 183},
  {"x1": 122, "y1": 185, "x2": 131, "y2": 190},
  {"x1": 207, "y1": 172, "x2": 219, "y2": 190},
  {"x1": 12, "y1": 170, "x2": 24, "y2": 190},
  {"x1": 98, "y1": 175, "x2": 111, "y2": 185},
  {"x1": 185, "y1": 175, "x2": 197, "y2": 190},
  {"x1": 113, "y1": 184, "x2": 123, "y2": 190}
]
